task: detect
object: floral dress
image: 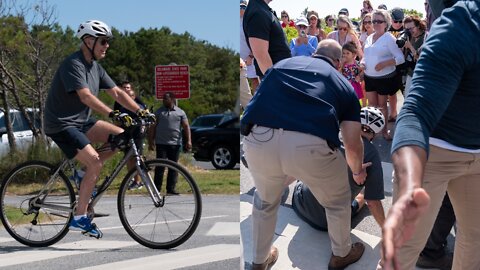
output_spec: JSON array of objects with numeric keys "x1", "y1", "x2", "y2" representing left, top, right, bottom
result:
[{"x1": 342, "y1": 62, "x2": 364, "y2": 99}]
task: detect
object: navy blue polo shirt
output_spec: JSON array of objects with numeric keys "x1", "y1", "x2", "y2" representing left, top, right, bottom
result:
[
  {"x1": 241, "y1": 56, "x2": 361, "y2": 147},
  {"x1": 242, "y1": 0, "x2": 291, "y2": 76}
]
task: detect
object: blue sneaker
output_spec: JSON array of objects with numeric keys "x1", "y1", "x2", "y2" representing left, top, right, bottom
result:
[{"x1": 69, "y1": 216, "x2": 103, "y2": 239}]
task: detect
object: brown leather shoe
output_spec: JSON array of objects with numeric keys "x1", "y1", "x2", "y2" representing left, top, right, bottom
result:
[
  {"x1": 252, "y1": 246, "x2": 279, "y2": 270},
  {"x1": 328, "y1": 242, "x2": 365, "y2": 270}
]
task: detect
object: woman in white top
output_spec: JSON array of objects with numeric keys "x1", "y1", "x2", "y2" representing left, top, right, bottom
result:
[
  {"x1": 360, "y1": 9, "x2": 404, "y2": 140},
  {"x1": 326, "y1": 15, "x2": 363, "y2": 59}
]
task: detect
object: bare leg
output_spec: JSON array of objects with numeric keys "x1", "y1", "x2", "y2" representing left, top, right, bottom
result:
[
  {"x1": 378, "y1": 94, "x2": 391, "y2": 140},
  {"x1": 249, "y1": 77, "x2": 260, "y2": 95},
  {"x1": 73, "y1": 120, "x2": 123, "y2": 216},
  {"x1": 388, "y1": 93, "x2": 398, "y2": 120},
  {"x1": 366, "y1": 199, "x2": 385, "y2": 228},
  {"x1": 366, "y1": 91, "x2": 379, "y2": 108}
]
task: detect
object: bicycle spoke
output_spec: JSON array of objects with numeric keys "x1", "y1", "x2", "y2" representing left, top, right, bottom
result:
[
  {"x1": 0, "y1": 161, "x2": 74, "y2": 247},
  {"x1": 118, "y1": 159, "x2": 201, "y2": 249}
]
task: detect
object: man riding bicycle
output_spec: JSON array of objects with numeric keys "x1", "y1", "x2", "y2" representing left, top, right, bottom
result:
[{"x1": 43, "y1": 20, "x2": 154, "y2": 238}]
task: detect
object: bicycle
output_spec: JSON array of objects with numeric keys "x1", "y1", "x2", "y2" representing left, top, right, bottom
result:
[{"x1": 0, "y1": 118, "x2": 202, "y2": 249}]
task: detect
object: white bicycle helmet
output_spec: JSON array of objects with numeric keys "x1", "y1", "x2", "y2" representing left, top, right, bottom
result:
[
  {"x1": 76, "y1": 20, "x2": 113, "y2": 39},
  {"x1": 360, "y1": 107, "x2": 385, "y2": 134}
]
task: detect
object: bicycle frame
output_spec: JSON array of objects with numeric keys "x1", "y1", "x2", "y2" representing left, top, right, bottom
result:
[{"x1": 32, "y1": 134, "x2": 163, "y2": 216}]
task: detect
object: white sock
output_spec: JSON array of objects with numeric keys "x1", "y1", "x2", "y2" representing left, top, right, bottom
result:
[{"x1": 74, "y1": 215, "x2": 87, "y2": 221}]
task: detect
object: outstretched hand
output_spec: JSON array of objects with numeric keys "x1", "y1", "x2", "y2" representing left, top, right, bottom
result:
[{"x1": 381, "y1": 188, "x2": 430, "y2": 270}]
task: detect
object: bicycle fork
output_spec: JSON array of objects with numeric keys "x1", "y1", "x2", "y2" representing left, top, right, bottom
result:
[{"x1": 135, "y1": 157, "x2": 165, "y2": 207}]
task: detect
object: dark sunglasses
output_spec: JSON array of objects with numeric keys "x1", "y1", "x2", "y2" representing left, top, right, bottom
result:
[
  {"x1": 240, "y1": 5, "x2": 246, "y2": 10},
  {"x1": 393, "y1": 20, "x2": 403, "y2": 23},
  {"x1": 281, "y1": 15, "x2": 288, "y2": 18},
  {"x1": 372, "y1": 20, "x2": 385, "y2": 24},
  {"x1": 98, "y1": 39, "x2": 109, "y2": 46},
  {"x1": 363, "y1": 20, "x2": 372, "y2": 25},
  {"x1": 338, "y1": 27, "x2": 348, "y2": 31},
  {"x1": 328, "y1": 18, "x2": 334, "y2": 22}
]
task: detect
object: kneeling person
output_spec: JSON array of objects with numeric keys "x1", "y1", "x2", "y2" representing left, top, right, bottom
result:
[{"x1": 293, "y1": 107, "x2": 386, "y2": 230}]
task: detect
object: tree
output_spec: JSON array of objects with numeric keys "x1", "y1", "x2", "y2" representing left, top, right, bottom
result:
[
  {"x1": 0, "y1": 0, "x2": 76, "y2": 148},
  {"x1": 404, "y1": 9, "x2": 424, "y2": 19}
]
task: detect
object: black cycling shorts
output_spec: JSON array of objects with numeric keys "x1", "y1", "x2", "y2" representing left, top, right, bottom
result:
[{"x1": 47, "y1": 118, "x2": 97, "y2": 159}]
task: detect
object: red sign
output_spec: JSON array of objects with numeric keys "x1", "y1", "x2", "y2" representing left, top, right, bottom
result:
[{"x1": 155, "y1": 65, "x2": 190, "y2": 99}]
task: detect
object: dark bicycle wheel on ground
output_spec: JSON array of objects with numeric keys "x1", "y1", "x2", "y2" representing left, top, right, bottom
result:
[
  {"x1": 117, "y1": 159, "x2": 202, "y2": 249},
  {"x1": 0, "y1": 161, "x2": 75, "y2": 247}
]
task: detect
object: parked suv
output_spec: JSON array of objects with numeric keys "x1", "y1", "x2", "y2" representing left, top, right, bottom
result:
[
  {"x1": 190, "y1": 113, "x2": 236, "y2": 132},
  {"x1": 0, "y1": 109, "x2": 40, "y2": 155},
  {"x1": 191, "y1": 116, "x2": 240, "y2": 169}
]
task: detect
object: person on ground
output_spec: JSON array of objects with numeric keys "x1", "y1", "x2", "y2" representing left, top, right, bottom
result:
[
  {"x1": 242, "y1": 39, "x2": 368, "y2": 270},
  {"x1": 44, "y1": 20, "x2": 154, "y2": 238},
  {"x1": 292, "y1": 106, "x2": 386, "y2": 230},
  {"x1": 381, "y1": 1, "x2": 480, "y2": 269}
]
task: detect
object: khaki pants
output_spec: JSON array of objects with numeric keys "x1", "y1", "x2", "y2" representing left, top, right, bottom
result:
[
  {"x1": 393, "y1": 145, "x2": 480, "y2": 270},
  {"x1": 243, "y1": 126, "x2": 352, "y2": 264}
]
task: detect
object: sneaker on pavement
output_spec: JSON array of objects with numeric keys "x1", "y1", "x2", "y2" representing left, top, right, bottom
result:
[
  {"x1": 328, "y1": 242, "x2": 365, "y2": 270},
  {"x1": 252, "y1": 246, "x2": 279, "y2": 270},
  {"x1": 416, "y1": 253, "x2": 453, "y2": 270},
  {"x1": 69, "y1": 216, "x2": 103, "y2": 239},
  {"x1": 128, "y1": 181, "x2": 144, "y2": 190}
]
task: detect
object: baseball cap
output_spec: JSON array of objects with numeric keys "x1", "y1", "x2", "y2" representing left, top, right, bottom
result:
[
  {"x1": 378, "y1": 4, "x2": 387, "y2": 10},
  {"x1": 240, "y1": 0, "x2": 247, "y2": 7},
  {"x1": 338, "y1": 8, "x2": 349, "y2": 16},
  {"x1": 391, "y1": 7, "x2": 404, "y2": 21},
  {"x1": 295, "y1": 17, "x2": 309, "y2": 27}
]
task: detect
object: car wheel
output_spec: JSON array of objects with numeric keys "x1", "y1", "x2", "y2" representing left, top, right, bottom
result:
[{"x1": 210, "y1": 144, "x2": 236, "y2": 169}]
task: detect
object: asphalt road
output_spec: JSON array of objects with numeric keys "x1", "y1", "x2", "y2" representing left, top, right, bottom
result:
[{"x1": 0, "y1": 195, "x2": 240, "y2": 270}]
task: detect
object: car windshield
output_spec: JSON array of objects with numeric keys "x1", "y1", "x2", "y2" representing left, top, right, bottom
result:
[{"x1": 191, "y1": 115, "x2": 223, "y2": 128}]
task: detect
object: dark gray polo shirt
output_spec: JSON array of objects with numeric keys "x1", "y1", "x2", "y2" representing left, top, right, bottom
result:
[
  {"x1": 44, "y1": 51, "x2": 116, "y2": 134},
  {"x1": 154, "y1": 106, "x2": 188, "y2": 145}
]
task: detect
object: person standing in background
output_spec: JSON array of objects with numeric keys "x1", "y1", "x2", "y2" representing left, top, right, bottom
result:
[
  {"x1": 243, "y1": 0, "x2": 291, "y2": 77},
  {"x1": 240, "y1": 0, "x2": 260, "y2": 93},
  {"x1": 148, "y1": 92, "x2": 191, "y2": 195}
]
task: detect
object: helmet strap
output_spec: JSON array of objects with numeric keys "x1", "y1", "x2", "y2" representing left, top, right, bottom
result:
[{"x1": 82, "y1": 37, "x2": 98, "y2": 61}]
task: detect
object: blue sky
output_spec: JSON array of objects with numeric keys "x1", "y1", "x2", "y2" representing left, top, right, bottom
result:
[{"x1": 24, "y1": 0, "x2": 238, "y2": 51}]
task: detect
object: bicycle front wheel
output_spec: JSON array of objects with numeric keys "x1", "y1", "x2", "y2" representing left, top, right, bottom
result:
[
  {"x1": 118, "y1": 159, "x2": 202, "y2": 249},
  {"x1": 0, "y1": 161, "x2": 75, "y2": 247}
]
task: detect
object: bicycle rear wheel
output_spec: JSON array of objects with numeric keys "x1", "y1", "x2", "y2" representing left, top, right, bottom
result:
[
  {"x1": 0, "y1": 161, "x2": 75, "y2": 247},
  {"x1": 118, "y1": 159, "x2": 202, "y2": 249}
]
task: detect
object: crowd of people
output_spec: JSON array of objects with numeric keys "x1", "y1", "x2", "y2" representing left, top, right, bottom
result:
[
  {"x1": 240, "y1": 0, "x2": 429, "y2": 140},
  {"x1": 240, "y1": 0, "x2": 478, "y2": 269}
]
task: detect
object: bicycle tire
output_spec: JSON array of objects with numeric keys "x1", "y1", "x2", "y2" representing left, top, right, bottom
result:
[
  {"x1": 0, "y1": 161, "x2": 75, "y2": 247},
  {"x1": 117, "y1": 159, "x2": 202, "y2": 249}
]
